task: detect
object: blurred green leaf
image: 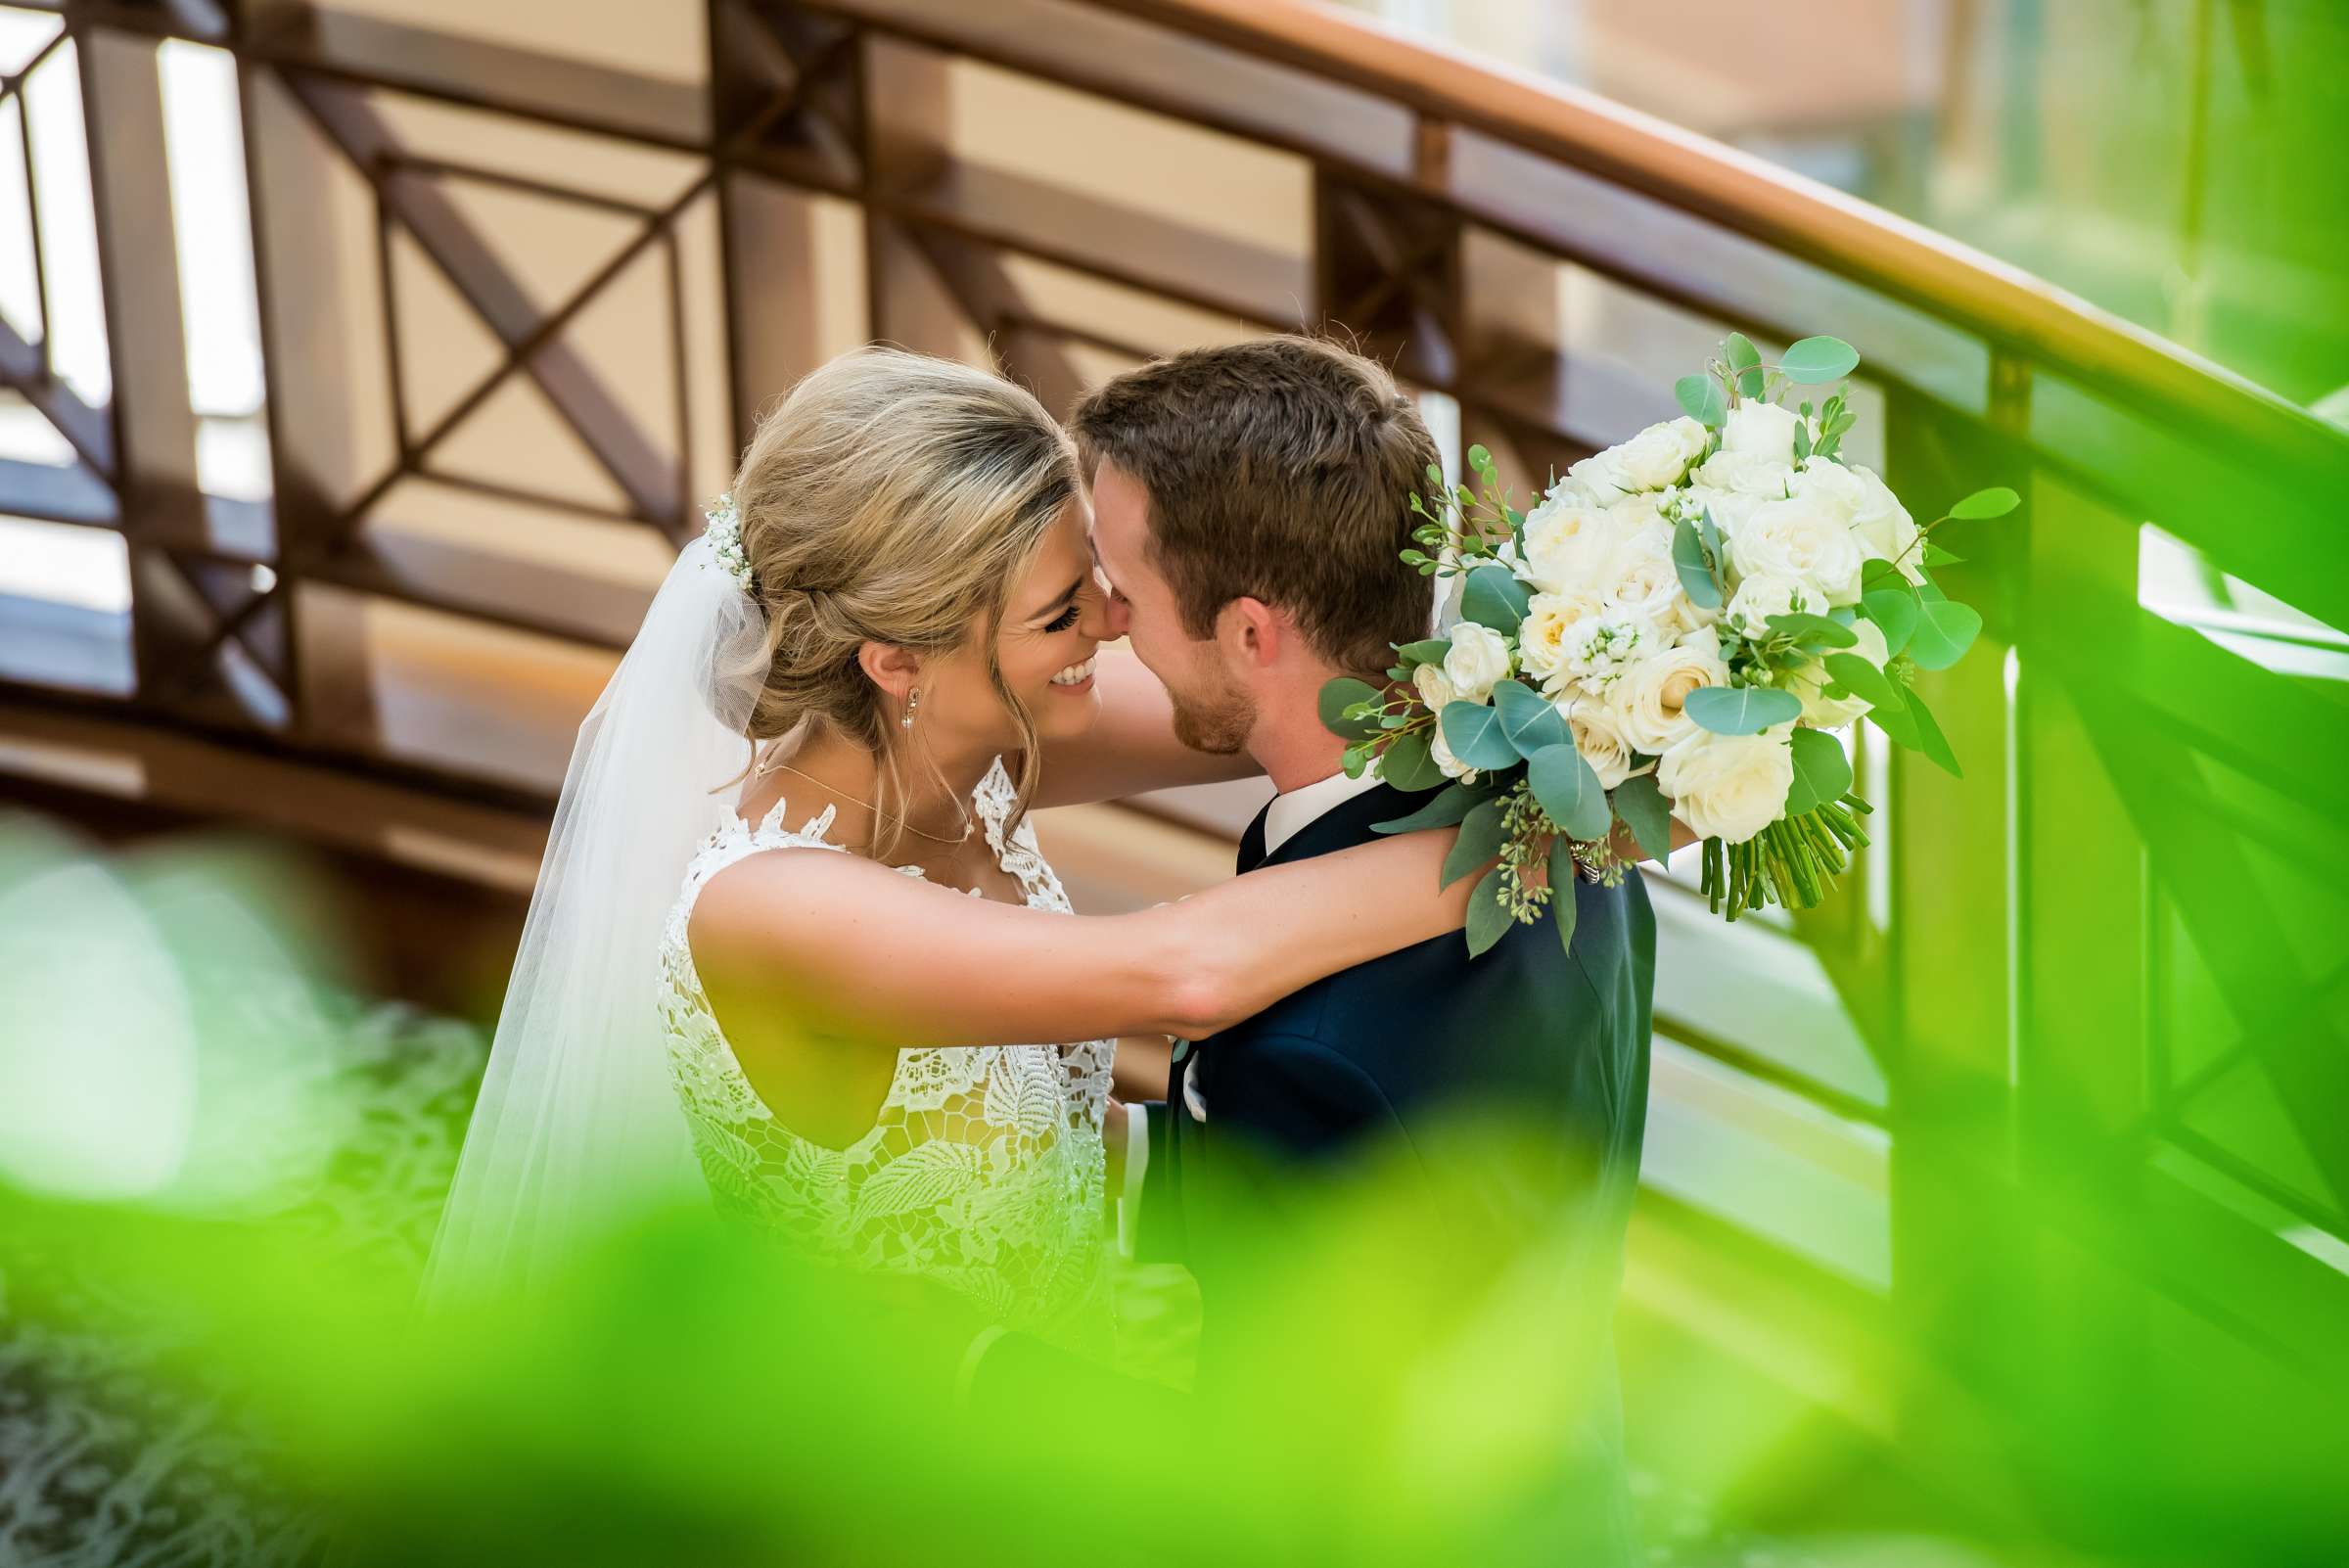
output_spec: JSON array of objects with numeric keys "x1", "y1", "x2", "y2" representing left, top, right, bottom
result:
[{"x1": 1948, "y1": 485, "x2": 2020, "y2": 520}]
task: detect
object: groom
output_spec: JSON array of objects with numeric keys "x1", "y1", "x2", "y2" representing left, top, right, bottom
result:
[{"x1": 1083, "y1": 339, "x2": 1652, "y2": 1541}]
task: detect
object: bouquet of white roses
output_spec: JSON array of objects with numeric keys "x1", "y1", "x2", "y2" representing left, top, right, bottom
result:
[{"x1": 1324, "y1": 333, "x2": 2016, "y2": 953}]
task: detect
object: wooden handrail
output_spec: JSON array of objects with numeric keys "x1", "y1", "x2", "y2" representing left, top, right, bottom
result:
[{"x1": 1094, "y1": 0, "x2": 2347, "y2": 484}]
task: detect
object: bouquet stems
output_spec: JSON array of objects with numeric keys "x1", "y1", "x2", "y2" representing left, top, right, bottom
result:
[{"x1": 1707, "y1": 794, "x2": 1875, "y2": 921}]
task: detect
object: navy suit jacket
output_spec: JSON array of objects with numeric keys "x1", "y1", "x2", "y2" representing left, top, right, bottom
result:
[{"x1": 1137, "y1": 778, "x2": 1654, "y2": 1554}]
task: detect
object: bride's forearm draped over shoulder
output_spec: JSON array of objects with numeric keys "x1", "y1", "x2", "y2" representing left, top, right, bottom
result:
[
  {"x1": 688, "y1": 828, "x2": 1472, "y2": 1050},
  {"x1": 1031, "y1": 646, "x2": 1265, "y2": 807}
]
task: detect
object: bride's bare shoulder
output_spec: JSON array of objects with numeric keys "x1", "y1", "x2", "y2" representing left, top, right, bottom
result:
[{"x1": 692, "y1": 844, "x2": 920, "y2": 956}]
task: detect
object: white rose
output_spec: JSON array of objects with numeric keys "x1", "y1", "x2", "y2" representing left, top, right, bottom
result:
[
  {"x1": 1792, "y1": 455, "x2": 1866, "y2": 523},
  {"x1": 1565, "y1": 447, "x2": 1634, "y2": 505},
  {"x1": 1847, "y1": 464, "x2": 1924, "y2": 584},
  {"x1": 1602, "y1": 416, "x2": 1710, "y2": 491},
  {"x1": 1728, "y1": 492, "x2": 1865, "y2": 607},
  {"x1": 1657, "y1": 724, "x2": 1796, "y2": 845},
  {"x1": 1691, "y1": 447, "x2": 1795, "y2": 503},
  {"x1": 1682, "y1": 483, "x2": 1772, "y2": 539},
  {"x1": 1721, "y1": 400, "x2": 1801, "y2": 466},
  {"x1": 1601, "y1": 520, "x2": 1704, "y2": 631},
  {"x1": 1561, "y1": 697, "x2": 1651, "y2": 790},
  {"x1": 1429, "y1": 725, "x2": 1479, "y2": 782},
  {"x1": 1605, "y1": 491, "x2": 1670, "y2": 534},
  {"x1": 1516, "y1": 589, "x2": 1605, "y2": 691},
  {"x1": 1519, "y1": 497, "x2": 1614, "y2": 595},
  {"x1": 1788, "y1": 618, "x2": 1889, "y2": 729},
  {"x1": 1441, "y1": 620, "x2": 1512, "y2": 705},
  {"x1": 1412, "y1": 661, "x2": 1458, "y2": 713},
  {"x1": 1606, "y1": 625, "x2": 1729, "y2": 756},
  {"x1": 1723, "y1": 571, "x2": 1815, "y2": 639}
]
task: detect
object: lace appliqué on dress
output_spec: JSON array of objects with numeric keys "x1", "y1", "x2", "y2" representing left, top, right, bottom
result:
[{"x1": 656, "y1": 759, "x2": 1115, "y2": 1353}]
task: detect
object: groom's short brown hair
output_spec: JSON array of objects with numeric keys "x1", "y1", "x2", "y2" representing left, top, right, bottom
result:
[{"x1": 1070, "y1": 337, "x2": 1437, "y2": 676}]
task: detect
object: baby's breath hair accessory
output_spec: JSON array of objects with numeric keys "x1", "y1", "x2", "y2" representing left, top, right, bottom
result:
[{"x1": 702, "y1": 493, "x2": 753, "y2": 594}]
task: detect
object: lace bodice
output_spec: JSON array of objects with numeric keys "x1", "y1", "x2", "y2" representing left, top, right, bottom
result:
[{"x1": 656, "y1": 758, "x2": 1114, "y2": 1351}]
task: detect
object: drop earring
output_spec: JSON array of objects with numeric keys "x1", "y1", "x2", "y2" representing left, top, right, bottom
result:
[{"x1": 901, "y1": 688, "x2": 920, "y2": 729}]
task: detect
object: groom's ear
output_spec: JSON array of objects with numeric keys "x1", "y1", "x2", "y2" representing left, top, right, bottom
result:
[
  {"x1": 1217, "y1": 596, "x2": 1287, "y2": 670},
  {"x1": 856, "y1": 641, "x2": 921, "y2": 701}
]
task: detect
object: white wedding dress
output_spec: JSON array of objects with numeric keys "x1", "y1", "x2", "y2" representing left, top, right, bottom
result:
[{"x1": 655, "y1": 756, "x2": 1115, "y2": 1355}]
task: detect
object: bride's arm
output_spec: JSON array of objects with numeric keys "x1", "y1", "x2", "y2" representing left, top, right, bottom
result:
[
  {"x1": 1030, "y1": 646, "x2": 1265, "y2": 807},
  {"x1": 689, "y1": 829, "x2": 1474, "y2": 1048}
]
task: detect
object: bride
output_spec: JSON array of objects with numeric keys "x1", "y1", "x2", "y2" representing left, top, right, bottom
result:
[{"x1": 423, "y1": 348, "x2": 1469, "y2": 1352}]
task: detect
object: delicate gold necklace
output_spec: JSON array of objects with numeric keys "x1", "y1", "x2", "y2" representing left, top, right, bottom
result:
[{"x1": 760, "y1": 758, "x2": 974, "y2": 847}]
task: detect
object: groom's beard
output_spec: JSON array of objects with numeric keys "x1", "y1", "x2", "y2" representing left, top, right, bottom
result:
[{"x1": 1170, "y1": 664, "x2": 1255, "y2": 756}]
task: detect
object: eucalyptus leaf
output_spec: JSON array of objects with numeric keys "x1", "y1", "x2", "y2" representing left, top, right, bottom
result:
[
  {"x1": 1778, "y1": 336, "x2": 1860, "y2": 384},
  {"x1": 1697, "y1": 506, "x2": 1726, "y2": 565},
  {"x1": 1442, "y1": 699, "x2": 1521, "y2": 771},
  {"x1": 1725, "y1": 333, "x2": 1765, "y2": 399},
  {"x1": 1460, "y1": 565, "x2": 1532, "y2": 636},
  {"x1": 1548, "y1": 837, "x2": 1581, "y2": 952},
  {"x1": 1318, "y1": 676, "x2": 1383, "y2": 740},
  {"x1": 1611, "y1": 772, "x2": 1672, "y2": 862},
  {"x1": 1395, "y1": 637, "x2": 1452, "y2": 668},
  {"x1": 1465, "y1": 865, "x2": 1514, "y2": 958},
  {"x1": 1675, "y1": 374, "x2": 1727, "y2": 428},
  {"x1": 1492, "y1": 678, "x2": 1571, "y2": 760},
  {"x1": 1820, "y1": 652, "x2": 1905, "y2": 715},
  {"x1": 1948, "y1": 485, "x2": 2019, "y2": 520},
  {"x1": 1907, "y1": 598, "x2": 1983, "y2": 670},
  {"x1": 1444, "y1": 798, "x2": 1509, "y2": 889},
  {"x1": 1764, "y1": 611, "x2": 1858, "y2": 648},
  {"x1": 1373, "y1": 779, "x2": 1481, "y2": 835},
  {"x1": 1672, "y1": 519, "x2": 1725, "y2": 611},
  {"x1": 1861, "y1": 557, "x2": 1907, "y2": 592},
  {"x1": 1379, "y1": 729, "x2": 1446, "y2": 792},
  {"x1": 1784, "y1": 726, "x2": 1854, "y2": 817},
  {"x1": 1865, "y1": 698, "x2": 1923, "y2": 753},
  {"x1": 1860, "y1": 587, "x2": 1918, "y2": 656},
  {"x1": 1903, "y1": 683, "x2": 1963, "y2": 777},
  {"x1": 1922, "y1": 543, "x2": 1964, "y2": 567},
  {"x1": 1528, "y1": 742, "x2": 1611, "y2": 841},
  {"x1": 1684, "y1": 684, "x2": 1802, "y2": 736},
  {"x1": 1467, "y1": 442, "x2": 1493, "y2": 471}
]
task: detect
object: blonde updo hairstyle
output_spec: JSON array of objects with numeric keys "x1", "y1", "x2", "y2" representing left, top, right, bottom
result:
[{"x1": 728, "y1": 348, "x2": 1079, "y2": 858}]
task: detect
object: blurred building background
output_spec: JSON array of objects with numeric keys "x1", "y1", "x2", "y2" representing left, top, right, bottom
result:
[{"x1": 2, "y1": 0, "x2": 2345, "y2": 1562}]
